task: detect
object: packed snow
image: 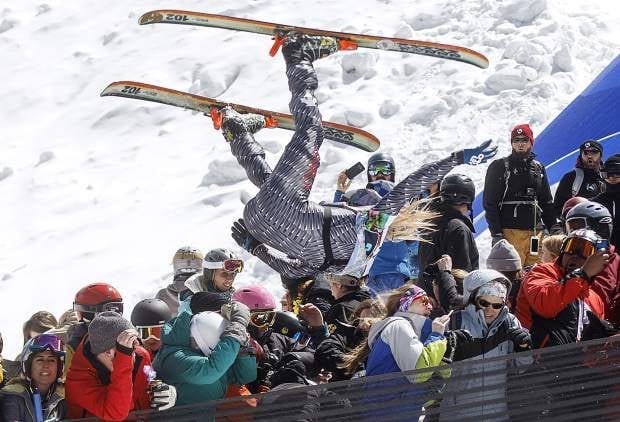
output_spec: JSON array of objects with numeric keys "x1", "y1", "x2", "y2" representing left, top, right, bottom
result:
[{"x1": 0, "y1": 0, "x2": 618, "y2": 357}]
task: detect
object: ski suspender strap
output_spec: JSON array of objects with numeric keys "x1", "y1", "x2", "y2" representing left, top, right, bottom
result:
[
  {"x1": 318, "y1": 207, "x2": 349, "y2": 271},
  {"x1": 572, "y1": 168, "x2": 584, "y2": 196}
]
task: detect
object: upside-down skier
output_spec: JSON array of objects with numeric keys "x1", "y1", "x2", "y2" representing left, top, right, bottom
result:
[{"x1": 221, "y1": 33, "x2": 496, "y2": 280}]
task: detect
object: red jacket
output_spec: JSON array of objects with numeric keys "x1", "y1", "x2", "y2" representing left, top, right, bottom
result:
[
  {"x1": 65, "y1": 337, "x2": 151, "y2": 421},
  {"x1": 590, "y1": 246, "x2": 620, "y2": 325},
  {"x1": 516, "y1": 261, "x2": 606, "y2": 330}
]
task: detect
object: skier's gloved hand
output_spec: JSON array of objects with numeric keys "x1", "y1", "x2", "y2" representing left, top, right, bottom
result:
[
  {"x1": 460, "y1": 139, "x2": 498, "y2": 166},
  {"x1": 506, "y1": 327, "x2": 532, "y2": 351},
  {"x1": 221, "y1": 302, "x2": 251, "y2": 347},
  {"x1": 149, "y1": 383, "x2": 177, "y2": 411},
  {"x1": 231, "y1": 219, "x2": 261, "y2": 254},
  {"x1": 443, "y1": 329, "x2": 474, "y2": 363}
]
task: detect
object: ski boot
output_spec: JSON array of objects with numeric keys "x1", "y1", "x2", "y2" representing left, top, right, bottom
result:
[
  {"x1": 281, "y1": 32, "x2": 339, "y2": 65},
  {"x1": 219, "y1": 107, "x2": 267, "y2": 142}
]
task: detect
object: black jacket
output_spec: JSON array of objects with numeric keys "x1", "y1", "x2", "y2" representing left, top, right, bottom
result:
[
  {"x1": 419, "y1": 202, "x2": 479, "y2": 273},
  {"x1": 593, "y1": 183, "x2": 619, "y2": 247},
  {"x1": 324, "y1": 289, "x2": 371, "y2": 333},
  {"x1": 483, "y1": 153, "x2": 557, "y2": 234},
  {"x1": 553, "y1": 160, "x2": 604, "y2": 216}
]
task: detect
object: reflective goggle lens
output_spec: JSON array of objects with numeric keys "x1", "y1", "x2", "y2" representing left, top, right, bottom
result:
[
  {"x1": 561, "y1": 237, "x2": 597, "y2": 259},
  {"x1": 250, "y1": 311, "x2": 276, "y2": 328},
  {"x1": 223, "y1": 259, "x2": 244, "y2": 273},
  {"x1": 368, "y1": 163, "x2": 393, "y2": 176},
  {"x1": 137, "y1": 326, "x2": 163, "y2": 340},
  {"x1": 29, "y1": 334, "x2": 65, "y2": 354},
  {"x1": 566, "y1": 217, "x2": 587, "y2": 233}
]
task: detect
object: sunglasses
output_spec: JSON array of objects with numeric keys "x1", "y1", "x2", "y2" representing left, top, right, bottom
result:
[
  {"x1": 74, "y1": 301, "x2": 124, "y2": 315},
  {"x1": 28, "y1": 334, "x2": 65, "y2": 355},
  {"x1": 413, "y1": 296, "x2": 430, "y2": 306},
  {"x1": 511, "y1": 137, "x2": 530, "y2": 144},
  {"x1": 477, "y1": 299, "x2": 504, "y2": 310},
  {"x1": 203, "y1": 259, "x2": 244, "y2": 273},
  {"x1": 136, "y1": 326, "x2": 163, "y2": 340},
  {"x1": 368, "y1": 163, "x2": 393, "y2": 176},
  {"x1": 249, "y1": 311, "x2": 276, "y2": 328}
]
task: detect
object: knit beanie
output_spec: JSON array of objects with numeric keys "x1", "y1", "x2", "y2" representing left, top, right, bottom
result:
[
  {"x1": 398, "y1": 285, "x2": 428, "y2": 312},
  {"x1": 88, "y1": 311, "x2": 134, "y2": 355},
  {"x1": 486, "y1": 239, "x2": 522, "y2": 272},
  {"x1": 463, "y1": 269, "x2": 510, "y2": 304},
  {"x1": 511, "y1": 124, "x2": 534, "y2": 145}
]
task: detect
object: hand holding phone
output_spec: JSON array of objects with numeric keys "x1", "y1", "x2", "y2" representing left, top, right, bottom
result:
[{"x1": 345, "y1": 162, "x2": 365, "y2": 180}]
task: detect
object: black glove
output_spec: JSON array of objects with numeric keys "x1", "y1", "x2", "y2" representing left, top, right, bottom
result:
[
  {"x1": 444, "y1": 329, "x2": 474, "y2": 363},
  {"x1": 506, "y1": 327, "x2": 532, "y2": 351},
  {"x1": 231, "y1": 218, "x2": 261, "y2": 253},
  {"x1": 581, "y1": 311, "x2": 618, "y2": 340}
]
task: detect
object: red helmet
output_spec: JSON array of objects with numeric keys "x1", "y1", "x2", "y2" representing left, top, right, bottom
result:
[
  {"x1": 561, "y1": 196, "x2": 588, "y2": 222},
  {"x1": 232, "y1": 285, "x2": 276, "y2": 310},
  {"x1": 73, "y1": 282, "x2": 123, "y2": 319}
]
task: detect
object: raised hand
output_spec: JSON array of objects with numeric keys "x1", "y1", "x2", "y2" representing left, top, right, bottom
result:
[
  {"x1": 463, "y1": 139, "x2": 498, "y2": 166},
  {"x1": 231, "y1": 218, "x2": 261, "y2": 253}
]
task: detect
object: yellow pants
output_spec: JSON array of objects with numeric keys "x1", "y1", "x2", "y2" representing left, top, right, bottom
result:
[{"x1": 502, "y1": 228, "x2": 543, "y2": 267}]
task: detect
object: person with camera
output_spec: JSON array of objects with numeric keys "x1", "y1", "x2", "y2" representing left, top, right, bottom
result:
[
  {"x1": 516, "y1": 229, "x2": 609, "y2": 348},
  {"x1": 65, "y1": 311, "x2": 176, "y2": 420},
  {"x1": 483, "y1": 124, "x2": 557, "y2": 267}
]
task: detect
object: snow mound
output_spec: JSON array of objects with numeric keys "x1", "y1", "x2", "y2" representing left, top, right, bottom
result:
[
  {"x1": 499, "y1": 0, "x2": 548, "y2": 25},
  {"x1": 0, "y1": 166, "x2": 13, "y2": 181},
  {"x1": 201, "y1": 159, "x2": 247, "y2": 186}
]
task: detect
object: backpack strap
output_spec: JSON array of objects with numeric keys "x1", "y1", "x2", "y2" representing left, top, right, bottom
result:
[
  {"x1": 572, "y1": 168, "x2": 584, "y2": 196},
  {"x1": 318, "y1": 207, "x2": 349, "y2": 271}
]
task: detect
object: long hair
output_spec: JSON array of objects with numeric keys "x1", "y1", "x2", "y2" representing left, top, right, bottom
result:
[
  {"x1": 386, "y1": 199, "x2": 438, "y2": 242},
  {"x1": 340, "y1": 283, "x2": 418, "y2": 374}
]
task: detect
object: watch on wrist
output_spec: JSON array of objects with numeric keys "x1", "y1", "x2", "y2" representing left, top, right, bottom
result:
[{"x1": 569, "y1": 268, "x2": 591, "y2": 282}]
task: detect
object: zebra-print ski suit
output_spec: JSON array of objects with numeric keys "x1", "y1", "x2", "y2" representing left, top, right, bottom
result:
[{"x1": 222, "y1": 35, "x2": 463, "y2": 279}]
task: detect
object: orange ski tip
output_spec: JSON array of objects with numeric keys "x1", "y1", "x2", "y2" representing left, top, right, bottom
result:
[
  {"x1": 338, "y1": 39, "x2": 358, "y2": 51},
  {"x1": 210, "y1": 107, "x2": 223, "y2": 130},
  {"x1": 269, "y1": 34, "x2": 287, "y2": 57},
  {"x1": 264, "y1": 116, "x2": 278, "y2": 128}
]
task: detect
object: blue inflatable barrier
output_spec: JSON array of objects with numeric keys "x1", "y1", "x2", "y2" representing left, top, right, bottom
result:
[{"x1": 473, "y1": 55, "x2": 620, "y2": 234}]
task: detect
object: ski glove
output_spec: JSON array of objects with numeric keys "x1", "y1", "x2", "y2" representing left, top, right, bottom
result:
[
  {"x1": 150, "y1": 383, "x2": 177, "y2": 411},
  {"x1": 231, "y1": 219, "x2": 261, "y2": 254},
  {"x1": 506, "y1": 327, "x2": 532, "y2": 351},
  {"x1": 461, "y1": 139, "x2": 498, "y2": 166},
  {"x1": 443, "y1": 329, "x2": 474, "y2": 363},
  {"x1": 221, "y1": 302, "x2": 251, "y2": 347}
]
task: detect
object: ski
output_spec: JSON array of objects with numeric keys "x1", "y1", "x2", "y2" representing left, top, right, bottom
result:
[
  {"x1": 138, "y1": 10, "x2": 489, "y2": 69},
  {"x1": 100, "y1": 81, "x2": 380, "y2": 152}
]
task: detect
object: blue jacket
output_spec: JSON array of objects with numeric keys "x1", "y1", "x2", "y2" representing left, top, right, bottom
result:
[
  {"x1": 365, "y1": 312, "x2": 448, "y2": 419},
  {"x1": 153, "y1": 311, "x2": 256, "y2": 406}
]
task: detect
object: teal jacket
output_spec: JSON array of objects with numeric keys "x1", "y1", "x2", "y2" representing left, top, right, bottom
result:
[{"x1": 152, "y1": 311, "x2": 256, "y2": 406}]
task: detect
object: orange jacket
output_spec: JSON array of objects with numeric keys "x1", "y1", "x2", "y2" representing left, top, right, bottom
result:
[
  {"x1": 516, "y1": 261, "x2": 605, "y2": 330},
  {"x1": 65, "y1": 338, "x2": 151, "y2": 421}
]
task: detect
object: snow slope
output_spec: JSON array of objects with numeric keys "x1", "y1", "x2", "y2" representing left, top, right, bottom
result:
[{"x1": 1, "y1": 0, "x2": 618, "y2": 357}]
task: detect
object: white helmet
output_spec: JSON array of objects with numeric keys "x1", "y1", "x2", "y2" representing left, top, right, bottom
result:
[{"x1": 190, "y1": 311, "x2": 229, "y2": 356}]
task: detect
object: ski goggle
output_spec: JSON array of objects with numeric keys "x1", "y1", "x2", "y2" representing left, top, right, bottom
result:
[
  {"x1": 560, "y1": 236, "x2": 599, "y2": 259},
  {"x1": 28, "y1": 334, "x2": 65, "y2": 355},
  {"x1": 368, "y1": 163, "x2": 393, "y2": 176},
  {"x1": 73, "y1": 301, "x2": 124, "y2": 315},
  {"x1": 136, "y1": 326, "x2": 163, "y2": 340},
  {"x1": 477, "y1": 299, "x2": 504, "y2": 310},
  {"x1": 249, "y1": 311, "x2": 276, "y2": 328},
  {"x1": 203, "y1": 259, "x2": 244, "y2": 273}
]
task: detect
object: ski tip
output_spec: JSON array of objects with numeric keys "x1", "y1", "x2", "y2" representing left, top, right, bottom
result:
[
  {"x1": 139, "y1": 11, "x2": 164, "y2": 25},
  {"x1": 100, "y1": 82, "x2": 117, "y2": 97}
]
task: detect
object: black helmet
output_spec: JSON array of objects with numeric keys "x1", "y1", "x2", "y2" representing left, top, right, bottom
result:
[
  {"x1": 565, "y1": 201, "x2": 613, "y2": 240},
  {"x1": 601, "y1": 153, "x2": 620, "y2": 179},
  {"x1": 130, "y1": 299, "x2": 172, "y2": 327},
  {"x1": 367, "y1": 152, "x2": 396, "y2": 182},
  {"x1": 440, "y1": 174, "x2": 475, "y2": 205},
  {"x1": 203, "y1": 248, "x2": 239, "y2": 282}
]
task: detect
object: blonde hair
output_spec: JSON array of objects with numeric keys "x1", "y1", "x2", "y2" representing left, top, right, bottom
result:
[
  {"x1": 340, "y1": 283, "x2": 418, "y2": 374},
  {"x1": 542, "y1": 234, "x2": 566, "y2": 259},
  {"x1": 386, "y1": 199, "x2": 438, "y2": 242}
]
